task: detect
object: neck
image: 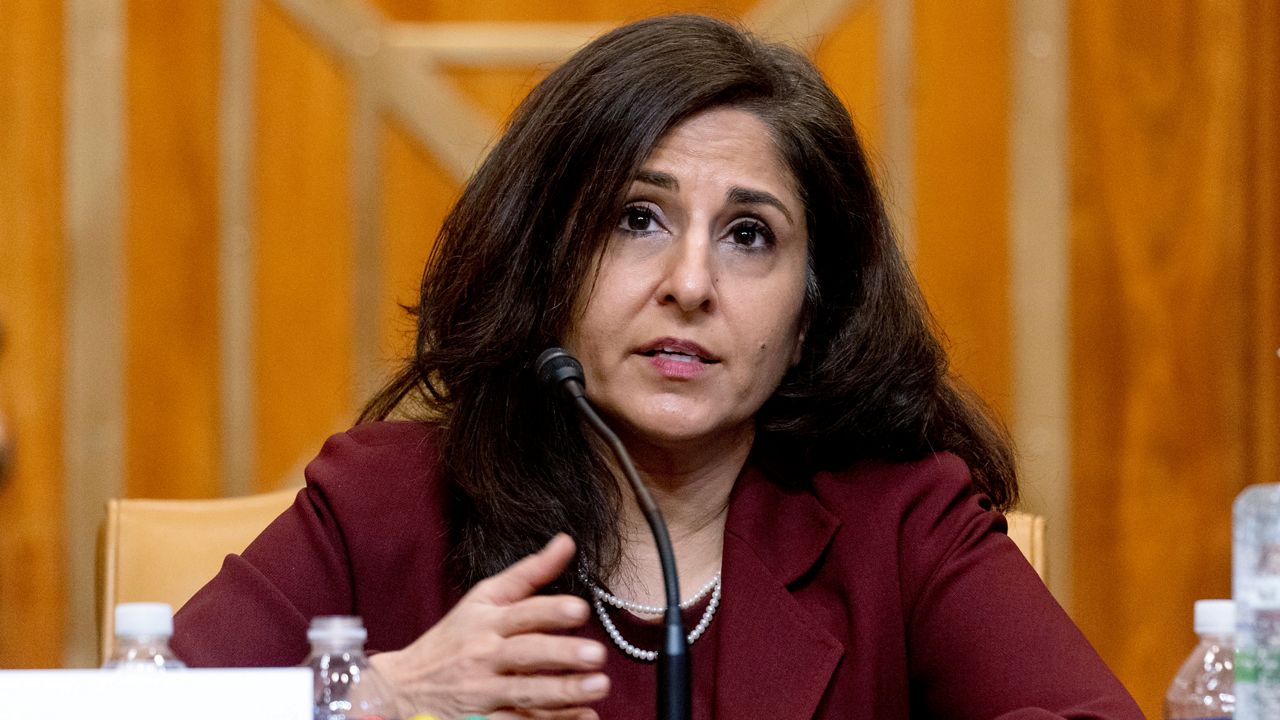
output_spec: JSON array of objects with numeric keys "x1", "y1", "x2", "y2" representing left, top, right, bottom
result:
[{"x1": 600, "y1": 422, "x2": 752, "y2": 609}]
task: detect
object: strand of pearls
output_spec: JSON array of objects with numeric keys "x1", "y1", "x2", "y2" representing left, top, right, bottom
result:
[
  {"x1": 591, "y1": 572, "x2": 720, "y2": 617},
  {"x1": 585, "y1": 575, "x2": 722, "y2": 662}
]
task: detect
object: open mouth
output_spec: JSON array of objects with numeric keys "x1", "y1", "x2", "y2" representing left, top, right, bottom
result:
[
  {"x1": 640, "y1": 348, "x2": 718, "y2": 364},
  {"x1": 637, "y1": 339, "x2": 722, "y2": 365}
]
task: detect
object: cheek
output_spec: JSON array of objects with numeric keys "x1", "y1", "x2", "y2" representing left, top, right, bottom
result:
[
  {"x1": 752, "y1": 302, "x2": 807, "y2": 377},
  {"x1": 563, "y1": 276, "x2": 643, "y2": 363},
  {"x1": 581, "y1": 261, "x2": 657, "y2": 330},
  {"x1": 564, "y1": 258, "x2": 614, "y2": 350},
  {"x1": 744, "y1": 321, "x2": 803, "y2": 380}
]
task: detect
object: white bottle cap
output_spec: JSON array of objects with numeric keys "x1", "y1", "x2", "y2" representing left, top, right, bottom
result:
[
  {"x1": 115, "y1": 602, "x2": 174, "y2": 638},
  {"x1": 307, "y1": 615, "x2": 368, "y2": 644},
  {"x1": 1194, "y1": 599, "x2": 1235, "y2": 635}
]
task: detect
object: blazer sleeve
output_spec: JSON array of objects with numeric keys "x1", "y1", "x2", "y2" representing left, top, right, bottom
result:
[
  {"x1": 898, "y1": 455, "x2": 1145, "y2": 719},
  {"x1": 171, "y1": 433, "x2": 364, "y2": 668}
]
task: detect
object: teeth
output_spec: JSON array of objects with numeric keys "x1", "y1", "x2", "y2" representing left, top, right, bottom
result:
[
  {"x1": 658, "y1": 350, "x2": 697, "y2": 362},
  {"x1": 641, "y1": 345, "x2": 718, "y2": 363}
]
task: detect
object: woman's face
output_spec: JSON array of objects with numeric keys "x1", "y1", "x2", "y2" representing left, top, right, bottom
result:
[{"x1": 564, "y1": 107, "x2": 809, "y2": 454}]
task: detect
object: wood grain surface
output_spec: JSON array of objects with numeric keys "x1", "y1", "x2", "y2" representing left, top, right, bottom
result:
[
  {"x1": 124, "y1": 0, "x2": 222, "y2": 500},
  {"x1": 911, "y1": 1, "x2": 1013, "y2": 421},
  {"x1": 1070, "y1": 2, "x2": 1274, "y2": 714},
  {"x1": 813, "y1": 1, "x2": 883, "y2": 169},
  {"x1": 370, "y1": 0, "x2": 758, "y2": 23},
  {"x1": 1244, "y1": 0, "x2": 1279, "y2": 504},
  {"x1": 378, "y1": 119, "x2": 455, "y2": 368},
  {"x1": 0, "y1": 0, "x2": 66, "y2": 668},
  {"x1": 252, "y1": 1, "x2": 356, "y2": 489}
]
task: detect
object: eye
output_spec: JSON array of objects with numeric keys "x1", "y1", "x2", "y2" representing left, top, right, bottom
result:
[
  {"x1": 618, "y1": 205, "x2": 661, "y2": 234},
  {"x1": 726, "y1": 218, "x2": 775, "y2": 249}
]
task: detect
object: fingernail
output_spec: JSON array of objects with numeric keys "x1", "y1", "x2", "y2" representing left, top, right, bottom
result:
[
  {"x1": 578, "y1": 643, "x2": 605, "y2": 663},
  {"x1": 581, "y1": 673, "x2": 609, "y2": 693}
]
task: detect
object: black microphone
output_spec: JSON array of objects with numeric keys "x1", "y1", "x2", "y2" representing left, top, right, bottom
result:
[
  {"x1": 535, "y1": 347, "x2": 587, "y2": 399},
  {"x1": 535, "y1": 347, "x2": 691, "y2": 720}
]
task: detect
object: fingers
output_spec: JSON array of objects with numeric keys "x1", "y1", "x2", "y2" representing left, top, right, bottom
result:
[
  {"x1": 473, "y1": 534, "x2": 578, "y2": 605},
  {"x1": 389, "y1": 536, "x2": 605, "y2": 719},
  {"x1": 492, "y1": 634, "x2": 606, "y2": 674},
  {"x1": 482, "y1": 671, "x2": 610, "y2": 712},
  {"x1": 496, "y1": 595, "x2": 590, "y2": 636},
  {"x1": 489, "y1": 709, "x2": 599, "y2": 720}
]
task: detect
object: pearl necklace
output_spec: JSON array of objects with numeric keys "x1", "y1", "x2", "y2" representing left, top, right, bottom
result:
[
  {"x1": 593, "y1": 572, "x2": 720, "y2": 617},
  {"x1": 584, "y1": 573, "x2": 722, "y2": 662}
]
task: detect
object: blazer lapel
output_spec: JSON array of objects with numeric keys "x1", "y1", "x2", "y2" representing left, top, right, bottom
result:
[{"x1": 713, "y1": 463, "x2": 844, "y2": 719}]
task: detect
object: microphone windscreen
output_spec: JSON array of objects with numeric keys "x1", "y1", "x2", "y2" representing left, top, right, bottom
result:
[{"x1": 536, "y1": 347, "x2": 586, "y2": 388}]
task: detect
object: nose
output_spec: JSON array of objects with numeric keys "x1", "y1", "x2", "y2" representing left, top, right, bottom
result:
[{"x1": 657, "y1": 232, "x2": 717, "y2": 313}]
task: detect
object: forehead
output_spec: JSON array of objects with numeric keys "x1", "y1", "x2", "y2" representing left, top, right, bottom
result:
[{"x1": 639, "y1": 108, "x2": 800, "y2": 200}]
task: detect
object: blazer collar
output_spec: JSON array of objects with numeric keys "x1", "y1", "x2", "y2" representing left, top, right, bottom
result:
[{"x1": 714, "y1": 459, "x2": 844, "y2": 718}]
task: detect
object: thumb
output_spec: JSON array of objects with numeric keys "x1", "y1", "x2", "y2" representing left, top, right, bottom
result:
[{"x1": 472, "y1": 533, "x2": 577, "y2": 605}]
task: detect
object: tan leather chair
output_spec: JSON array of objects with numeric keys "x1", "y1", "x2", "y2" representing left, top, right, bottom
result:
[
  {"x1": 95, "y1": 488, "x2": 1047, "y2": 661},
  {"x1": 97, "y1": 487, "x2": 299, "y2": 662},
  {"x1": 1006, "y1": 510, "x2": 1047, "y2": 581}
]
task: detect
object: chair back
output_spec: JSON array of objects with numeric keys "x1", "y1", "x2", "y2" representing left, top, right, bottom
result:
[
  {"x1": 98, "y1": 488, "x2": 298, "y2": 663},
  {"x1": 96, "y1": 489, "x2": 1047, "y2": 661},
  {"x1": 1005, "y1": 510, "x2": 1048, "y2": 580}
]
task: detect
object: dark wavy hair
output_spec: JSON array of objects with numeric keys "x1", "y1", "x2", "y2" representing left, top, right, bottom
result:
[{"x1": 361, "y1": 14, "x2": 1017, "y2": 588}]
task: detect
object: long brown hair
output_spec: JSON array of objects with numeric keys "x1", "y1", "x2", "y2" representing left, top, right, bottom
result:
[{"x1": 361, "y1": 14, "x2": 1017, "y2": 588}]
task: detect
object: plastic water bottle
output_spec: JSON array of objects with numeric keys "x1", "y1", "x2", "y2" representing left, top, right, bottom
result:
[
  {"x1": 1164, "y1": 599, "x2": 1234, "y2": 719},
  {"x1": 1234, "y1": 484, "x2": 1280, "y2": 718},
  {"x1": 102, "y1": 602, "x2": 186, "y2": 670},
  {"x1": 305, "y1": 616, "x2": 396, "y2": 720}
]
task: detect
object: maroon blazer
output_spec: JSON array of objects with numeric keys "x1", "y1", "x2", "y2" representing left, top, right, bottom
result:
[{"x1": 173, "y1": 421, "x2": 1143, "y2": 719}]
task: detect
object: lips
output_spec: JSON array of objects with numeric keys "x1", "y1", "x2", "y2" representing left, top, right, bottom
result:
[{"x1": 636, "y1": 337, "x2": 721, "y2": 364}]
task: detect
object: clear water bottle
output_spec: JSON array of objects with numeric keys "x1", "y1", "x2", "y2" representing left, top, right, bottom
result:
[
  {"x1": 1164, "y1": 599, "x2": 1235, "y2": 719},
  {"x1": 305, "y1": 616, "x2": 396, "y2": 720},
  {"x1": 102, "y1": 602, "x2": 186, "y2": 670},
  {"x1": 1234, "y1": 484, "x2": 1280, "y2": 719}
]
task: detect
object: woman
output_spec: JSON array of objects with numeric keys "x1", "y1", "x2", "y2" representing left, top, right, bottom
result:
[{"x1": 174, "y1": 14, "x2": 1143, "y2": 720}]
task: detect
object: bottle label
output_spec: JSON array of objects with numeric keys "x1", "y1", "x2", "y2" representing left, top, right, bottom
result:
[
  {"x1": 1237, "y1": 647, "x2": 1280, "y2": 719},
  {"x1": 1236, "y1": 646, "x2": 1280, "y2": 683}
]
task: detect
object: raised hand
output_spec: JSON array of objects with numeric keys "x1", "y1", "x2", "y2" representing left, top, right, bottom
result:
[{"x1": 369, "y1": 534, "x2": 609, "y2": 720}]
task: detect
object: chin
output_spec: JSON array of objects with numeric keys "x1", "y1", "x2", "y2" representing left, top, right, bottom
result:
[
  {"x1": 620, "y1": 412, "x2": 751, "y2": 452},
  {"x1": 635, "y1": 424, "x2": 712, "y2": 446}
]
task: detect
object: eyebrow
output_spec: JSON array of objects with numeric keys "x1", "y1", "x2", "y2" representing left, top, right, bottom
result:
[
  {"x1": 633, "y1": 170, "x2": 796, "y2": 225},
  {"x1": 726, "y1": 187, "x2": 794, "y2": 225},
  {"x1": 635, "y1": 169, "x2": 678, "y2": 190}
]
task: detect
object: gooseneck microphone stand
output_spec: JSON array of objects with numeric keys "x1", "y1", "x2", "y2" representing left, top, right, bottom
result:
[{"x1": 536, "y1": 347, "x2": 691, "y2": 720}]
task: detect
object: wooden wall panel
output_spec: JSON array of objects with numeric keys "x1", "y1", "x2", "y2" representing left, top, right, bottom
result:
[
  {"x1": 1245, "y1": 0, "x2": 1280, "y2": 498},
  {"x1": 370, "y1": 0, "x2": 757, "y2": 23},
  {"x1": 0, "y1": 0, "x2": 65, "y2": 667},
  {"x1": 124, "y1": 1, "x2": 222, "y2": 500},
  {"x1": 444, "y1": 66, "x2": 546, "y2": 130},
  {"x1": 813, "y1": 0, "x2": 883, "y2": 161},
  {"x1": 253, "y1": 2, "x2": 356, "y2": 487},
  {"x1": 379, "y1": 120, "x2": 457, "y2": 366},
  {"x1": 1071, "y1": 3, "x2": 1256, "y2": 714},
  {"x1": 911, "y1": 1, "x2": 1013, "y2": 421}
]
